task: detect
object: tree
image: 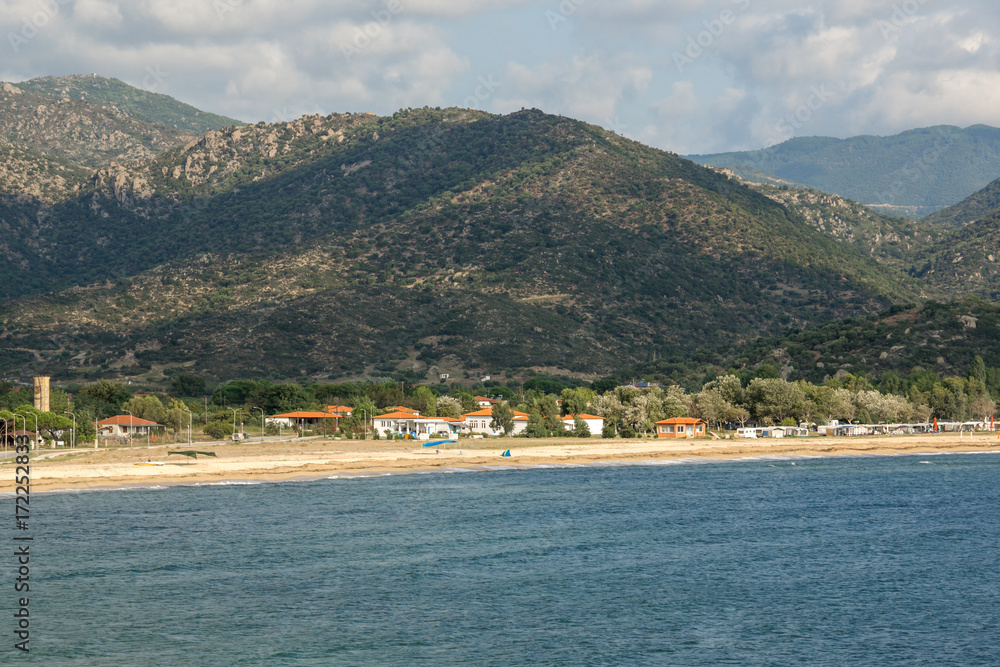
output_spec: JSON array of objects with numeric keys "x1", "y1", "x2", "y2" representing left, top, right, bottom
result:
[
  {"x1": 491, "y1": 402, "x2": 514, "y2": 436},
  {"x1": 539, "y1": 395, "x2": 563, "y2": 433},
  {"x1": 204, "y1": 421, "x2": 229, "y2": 440},
  {"x1": 727, "y1": 406, "x2": 750, "y2": 429},
  {"x1": 414, "y1": 386, "x2": 438, "y2": 417},
  {"x1": 123, "y1": 395, "x2": 167, "y2": 424},
  {"x1": 601, "y1": 420, "x2": 616, "y2": 438},
  {"x1": 702, "y1": 374, "x2": 744, "y2": 405},
  {"x1": 746, "y1": 378, "x2": 806, "y2": 424},
  {"x1": 573, "y1": 415, "x2": 591, "y2": 438},
  {"x1": 693, "y1": 388, "x2": 731, "y2": 430},
  {"x1": 171, "y1": 373, "x2": 207, "y2": 397},
  {"x1": 970, "y1": 394, "x2": 996, "y2": 421},
  {"x1": 525, "y1": 410, "x2": 548, "y2": 438},
  {"x1": 436, "y1": 396, "x2": 463, "y2": 419},
  {"x1": 450, "y1": 391, "x2": 479, "y2": 414},
  {"x1": 77, "y1": 380, "x2": 132, "y2": 418},
  {"x1": 560, "y1": 387, "x2": 594, "y2": 416}
]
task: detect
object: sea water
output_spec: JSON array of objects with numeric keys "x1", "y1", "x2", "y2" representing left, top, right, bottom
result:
[{"x1": 7, "y1": 453, "x2": 1000, "y2": 665}]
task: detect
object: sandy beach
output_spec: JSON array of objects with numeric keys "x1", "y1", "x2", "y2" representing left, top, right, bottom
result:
[{"x1": 7, "y1": 432, "x2": 999, "y2": 493}]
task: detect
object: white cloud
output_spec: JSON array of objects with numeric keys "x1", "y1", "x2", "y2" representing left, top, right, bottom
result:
[
  {"x1": 497, "y1": 51, "x2": 652, "y2": 127},
  {"x1": 0, "y1": 0, "x2": 998, "y2": 153},
  {"x1": 73, "y1": 0, "x2": 122, "y2": 28}
]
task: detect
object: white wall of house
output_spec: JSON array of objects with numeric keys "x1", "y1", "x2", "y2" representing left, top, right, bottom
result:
[{"x1": 561, "y1": 417, "x2": 604, "y2": 433}]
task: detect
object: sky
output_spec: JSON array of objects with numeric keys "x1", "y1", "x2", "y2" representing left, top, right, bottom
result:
[{"x1": 1, "y1": 0, "x2": 998, "y2": 154}]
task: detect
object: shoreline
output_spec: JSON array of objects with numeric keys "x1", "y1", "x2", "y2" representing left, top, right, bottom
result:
[{"x1": 10, "y1": 432, "x2": 1000, "y2": 494}]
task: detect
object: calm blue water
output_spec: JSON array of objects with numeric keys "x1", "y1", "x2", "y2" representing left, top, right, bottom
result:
[{"x1": 7, "y1": 453, "x2": 1000, "y2": 665}]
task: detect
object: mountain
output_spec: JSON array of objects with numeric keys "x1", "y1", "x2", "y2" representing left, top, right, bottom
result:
[
  {"x1": 13, "y1": 74, "x2": 242, "y2": 136},
  {"x1": 689, "y1": 125, "x2": 1000, "y2": 217},
  {"x1": 0, "y1": 76, "x2": 240, "y2": 172},
  {"x1": 0, "y1": 80, "x2": 197, "y2": 169},
  {"x1": 0, "y1": 143, "x2": 90, "y2": 202},
  {"x1": 922, "y1": 177, "x2": 1000, "y2": 229},
  {"x1": 0, "y1": 107, "x2": 927, "y2": 383},
  {"x1": 709, "y1": 170, "x2": 937, "y2": 267},
  {"x1": 733, "y1": 299, "x2": 1000, "y2": 384}
]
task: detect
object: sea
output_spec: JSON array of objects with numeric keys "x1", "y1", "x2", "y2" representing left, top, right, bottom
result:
[{"x1": 7, "y1": 452, "x2": 1000, "y2": 665}]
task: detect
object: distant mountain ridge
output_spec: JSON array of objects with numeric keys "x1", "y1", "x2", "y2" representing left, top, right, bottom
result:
[
  {"x1": 922, "y1": 177, "x2": 1000, "y2": 229},
  {"x1": 689, "y1": 125, "x2": 1000, "y2": 216},
  {"x1": 13, "y1": 74, "x2": 242, "y2": 135}
]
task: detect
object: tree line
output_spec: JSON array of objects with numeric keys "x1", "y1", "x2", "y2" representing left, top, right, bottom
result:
[{"x1": 2, "y1": 360, "x2": 995, "y2": 445}]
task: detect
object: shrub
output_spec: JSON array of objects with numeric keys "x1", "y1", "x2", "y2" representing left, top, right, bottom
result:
[{"x1": 204, "y1": 421, "x2": 229, "y2": 440}]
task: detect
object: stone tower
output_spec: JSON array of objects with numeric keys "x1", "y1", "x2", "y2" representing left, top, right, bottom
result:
[{"x1": 33, "y1": 376, "x2": 50, "y2": 413}]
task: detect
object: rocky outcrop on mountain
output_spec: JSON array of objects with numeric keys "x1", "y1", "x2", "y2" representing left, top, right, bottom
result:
[{"x1": 0, "y1": 83, "x2": 196, "y2": 168}]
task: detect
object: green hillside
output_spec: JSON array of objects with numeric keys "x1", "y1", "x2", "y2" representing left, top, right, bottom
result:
[
  {"x1": 0, "y1": 108, "x2": 926, "y2": 382},
  {"x1": 689, "y1": 125, "x2": 1000, "y2": 214},
  {"x1": 729, "y1": 299, "x2": 1000, "y2": 385},
  {"x1": 923, "y1": 177, "x2": 1000, "y2": 229},
  {"x1": 15, "y1": 74, "x2": 242, "y2": 135}
]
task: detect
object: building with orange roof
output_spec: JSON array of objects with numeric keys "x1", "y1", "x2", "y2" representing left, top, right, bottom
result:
[
  {"x1": 656, "y1": 417, "x2": 707, "y2": 439},
  {"x1": 325, "y1": 405, "x2": 354, "y2": 417},
  {"x1": 96, "y1": 415, "x2": 163, "y2": 439},
  {"x1": 372, "y1": 410, "x2": 459, "y2": 438},
  {"x1": 268, "y1": 411, "x2": 343, "y2": 430},
  {"x1": 561, "y1": 413, "x2": 604, "y2": 435},
  {"x1": 461, "y1": 408, "x2": 528, "y2": 435}
]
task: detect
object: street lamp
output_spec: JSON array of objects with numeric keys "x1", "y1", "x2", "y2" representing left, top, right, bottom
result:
[
  {"x1": 180, "y1": 407, "x2": 192, "y2": 446},
  {"x1": 124, "y1": 409, "x2": 134, "y2": 448},
  {"x1": 229, "y1": 408, "x2": 238, "y2": 440},
  {"x1": 359, "y1": 408, "x2": 369, "y2": 440},
  {"x1": 63, "y1": 412, "x2": 76, "y2": 449},
  {"x1": 13, "y1": 414, "x2": 24, "y2": 450},
  {"x1": 16, "y1": 413, "x2": 39, "y2": 450},
  {"x1": 26, "y1": 413, "x2": 38, "y2": 450},
  {"x1": 252, "y1": 407, "x2": 264, "y2": 442}
]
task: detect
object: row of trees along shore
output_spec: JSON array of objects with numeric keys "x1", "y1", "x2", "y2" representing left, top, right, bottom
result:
[{"x1": 2, "y1": 359, "x2": 997, "y2": 444}]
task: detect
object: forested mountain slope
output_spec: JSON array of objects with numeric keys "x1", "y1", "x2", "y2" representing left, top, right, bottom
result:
[{"x1": 0, "y1": 108, "x2": 927, "y2": 382}]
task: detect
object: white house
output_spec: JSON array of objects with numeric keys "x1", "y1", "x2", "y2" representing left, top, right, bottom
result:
[
  {"x1": 460, "y1": 408, "x2": 529, "y2": 435},
  {"x1": 372, "y1": 411, "x2": 461, "y2": 438},
  {"x1": 560, "y1": 414, "x2": 603, "y2": 435},
  {"x1": 96, "y1": 415, "x2": 163, "y2": 440}
]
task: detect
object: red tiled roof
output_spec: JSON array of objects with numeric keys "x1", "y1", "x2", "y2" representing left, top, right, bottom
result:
[
  {"x1": 326, "y1": 405, "x2": 353, "y2": 414},
  {"x1": 462, "y1": 408, "x2": 529, "y2": 418},
  {"x1": 97, "y1": 415, "x2": 161, "y2": 426},
  {"x1": 271, "y1": 411, "x2": 341, "y2": 419},
  {"x1": 373, "y1": 411, "x2": 423, "y2": 420},
  {"x1": 656, "y1": 417, "x2": 705, "y2": 425},
  {"x1": 563, "y1": 414, "x2": 603, "y2": 421}
]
